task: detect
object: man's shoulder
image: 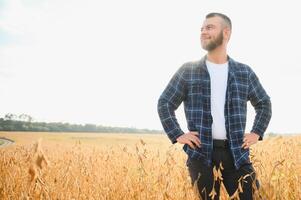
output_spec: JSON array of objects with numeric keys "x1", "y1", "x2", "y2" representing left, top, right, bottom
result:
[
  {"x1": 181, "y1": 59, "x2": 202, "y2": 69},
  {"x1": 229, "y1": 58, "x2": 253, "y2": 73},
  {"x1": 177, "y1": 59, "x2": 205, "y2": 74},
  {"x1": 172, "y1": 59, "x2": 202, "y2": 78}
]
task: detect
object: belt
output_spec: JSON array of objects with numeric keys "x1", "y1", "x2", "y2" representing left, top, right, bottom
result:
[{"x1": 213, "y1": 139, "x2": 229, "y2": 148}]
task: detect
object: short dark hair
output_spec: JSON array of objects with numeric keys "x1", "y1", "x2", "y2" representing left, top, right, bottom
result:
[{"x1": 206, "y1": 12, "x2": 232, "y2": 30}]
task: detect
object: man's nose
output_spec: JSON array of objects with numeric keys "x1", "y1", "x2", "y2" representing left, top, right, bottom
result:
[{"x1": 201, "y1": 28, "x2": 209, "y2": 36}]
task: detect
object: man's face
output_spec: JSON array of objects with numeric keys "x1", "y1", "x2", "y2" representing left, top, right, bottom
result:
[{"x1": 200, "y1": 16, "x2": 225, "y2": 51}]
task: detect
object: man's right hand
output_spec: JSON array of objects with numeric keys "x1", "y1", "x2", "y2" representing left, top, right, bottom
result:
[{"x1": 176, "y1": 131, "x2": 201, "y2": 149}]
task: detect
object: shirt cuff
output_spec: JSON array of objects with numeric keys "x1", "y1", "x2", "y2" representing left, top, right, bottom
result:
[{"x1": 251, "y1": 129, "x2": 263, "y2": 141}]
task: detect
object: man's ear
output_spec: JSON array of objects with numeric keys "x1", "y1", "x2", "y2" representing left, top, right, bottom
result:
[{"x1": 224, "y1": 27, "x2": 231, "y2": 41}]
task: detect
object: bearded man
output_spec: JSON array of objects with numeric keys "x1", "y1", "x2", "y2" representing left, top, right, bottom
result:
[{"x1": 157, "y1": 12, "x2": 272, "y2": 200}]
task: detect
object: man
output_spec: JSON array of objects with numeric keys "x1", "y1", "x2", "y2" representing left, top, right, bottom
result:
[{"x1": 157, "y1": 13, "x2": 272, "y2": 200}]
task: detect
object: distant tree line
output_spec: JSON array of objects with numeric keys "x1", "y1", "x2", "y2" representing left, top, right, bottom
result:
[{"x1": 0, "y1": 113, "x2": 163, "y2": 134}]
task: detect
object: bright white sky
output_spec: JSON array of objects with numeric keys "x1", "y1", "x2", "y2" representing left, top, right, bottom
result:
[{"x1": 0, "y1": 0, "x2": 300, "y2": 134}]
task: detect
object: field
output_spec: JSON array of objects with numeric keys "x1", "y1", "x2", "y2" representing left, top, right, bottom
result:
[{"x1": 0, "y1": 132, "x2": 301, "y2": 200}]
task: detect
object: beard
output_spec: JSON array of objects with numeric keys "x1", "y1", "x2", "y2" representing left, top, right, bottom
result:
[{"x1": 202, "y1": 31, "x2": 224, "y2": 51}]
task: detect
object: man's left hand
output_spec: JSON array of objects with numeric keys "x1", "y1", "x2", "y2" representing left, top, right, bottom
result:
[{"x1": 241, "y1": 132, "x2": 260, "y2": 149}]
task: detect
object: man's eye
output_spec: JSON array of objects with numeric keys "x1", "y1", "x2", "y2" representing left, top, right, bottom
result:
[{"x1": 201, "y1": 26, "x2": 214, "y2": 31}]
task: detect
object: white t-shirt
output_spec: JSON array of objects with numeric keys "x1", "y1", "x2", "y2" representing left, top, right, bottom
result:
[{"x1": 206, "y1": 60, "x2": 229, "y2": 140}]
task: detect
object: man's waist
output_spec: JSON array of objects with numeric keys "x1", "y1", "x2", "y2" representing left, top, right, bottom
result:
[{"x1": 213, "y1": 139, "x2": 229, "y2": 148}]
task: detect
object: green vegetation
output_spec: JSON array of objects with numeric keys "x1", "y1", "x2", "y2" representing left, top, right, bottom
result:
[{"x1": 0, "y1": 113, "x2": 163, "y2": 134}]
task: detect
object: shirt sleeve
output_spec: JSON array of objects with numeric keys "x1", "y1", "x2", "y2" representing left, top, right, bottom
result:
[
  {"x1": 247, "y1": 68, "x2": 272, "y2": 140},
  {"x1": 157, "y1": 65, "x2": 187, "y2": 144}
]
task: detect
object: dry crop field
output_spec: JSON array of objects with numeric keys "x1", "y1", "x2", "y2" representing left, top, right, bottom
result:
[{"x1": 0, "y1": 132, "x2": 300, "y2": 200}]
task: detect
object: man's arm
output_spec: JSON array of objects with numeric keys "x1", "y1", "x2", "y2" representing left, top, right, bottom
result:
[
  {"x1": 248, "y1": 68, "x2": 272, "y2": 140},
  {"x1": 157, "y1": 65, "x2": 187, "y2": 144}
]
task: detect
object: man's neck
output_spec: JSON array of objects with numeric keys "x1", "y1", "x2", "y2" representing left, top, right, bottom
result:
[{"x1": 206, "y1": 46, "x2": 228, "y2": 64}]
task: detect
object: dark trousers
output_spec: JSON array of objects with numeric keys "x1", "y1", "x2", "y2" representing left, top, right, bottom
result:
[{"x1": 186, "y1": 143, "x2": 260, "y2": 200}]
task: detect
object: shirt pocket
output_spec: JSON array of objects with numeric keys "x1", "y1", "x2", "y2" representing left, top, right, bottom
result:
[
  {"x1": 231, "y1": 80, "x2": 248, "y2": 100},
  {"x1": 230, "y1": 82, "x2": 248, "y2": 107},
  {"x1": 187, "y1": 81, "x2": 202, "y2": 95},
  {"x1": 186, "y1": 81, "x2": 203, "y2": 109}
]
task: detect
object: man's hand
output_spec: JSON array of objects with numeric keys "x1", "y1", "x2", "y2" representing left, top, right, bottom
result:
[
  {"x1": 176, "y1": 131, "x2": 201, "y2": 149},
  {"x1": 241, "y1": 132, "x2": 260, "y2": 149}
]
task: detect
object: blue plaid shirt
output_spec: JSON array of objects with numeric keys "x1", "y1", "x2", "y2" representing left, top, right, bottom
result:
[{"x1": 157, "y1": 56, "x2": 272, "y2": 170}]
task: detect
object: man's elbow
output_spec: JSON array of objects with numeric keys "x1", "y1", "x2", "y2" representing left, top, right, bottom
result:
[
  {"x1": 157, "y1": 96, "x2": 169, "y2": 118},
  {"x1": 157, "y1": 96, "x2": 165, "y2": 112},
  {"x1": 157, "y1": 95, "x2": 174, "y2": 111},
  {"x1": 263, "y1": 96, "x2": 272, "y2": 116},
  {"x1": 258, "y1": 97, "x2": 272, "y2": 122}
]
